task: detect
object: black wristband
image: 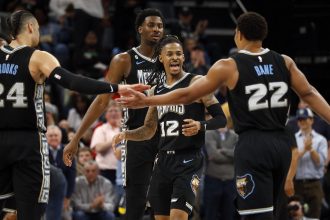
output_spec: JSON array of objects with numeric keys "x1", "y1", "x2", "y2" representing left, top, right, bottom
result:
[{"x1": 199, "y1": 121, "x2": 207, "y2": 131}]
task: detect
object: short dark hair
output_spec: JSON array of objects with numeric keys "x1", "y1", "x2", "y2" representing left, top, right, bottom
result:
[
  {"x1": 0, "y1": 10, "x2": 35, "y2": 42},
  {"x1": 135, "y1": 8, "x2": 164, "y2": 32},
  {"x1": 237, "y1": 11, "x2": 268, "y2": 41}
]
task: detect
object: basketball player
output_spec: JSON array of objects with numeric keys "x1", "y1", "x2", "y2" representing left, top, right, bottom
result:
[
  {"x1": 116, "y1": 12, "x2": 330, "y2": 220},
  {"x1": 0, "y1": 11, "x2": 146, "y2": 220},
  {"x1": 112, "y1": 35, "x2": 227, "y2": 220},
  {"x1": 63, "y1": 8, "x2": 165, "y2": 220}
]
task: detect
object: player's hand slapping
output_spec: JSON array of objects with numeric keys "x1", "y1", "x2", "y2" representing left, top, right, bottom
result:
[
  {"x1": 182, "y1": 119, "x2": 201, "y2": 136},
  {"x1": 116, "y1": 88, "x2": 148, "y2": 109},
  {"x1": 63, "y1": 139, "x2": 79, "y2": 167},
  {"x1": 118, "y1": 84, "x2": 150, "y2": 95}
]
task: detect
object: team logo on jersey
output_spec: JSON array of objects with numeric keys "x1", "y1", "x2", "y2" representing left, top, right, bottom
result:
[
  {"x1": 236, "y1": 173, "x2": 255, "y2": 199},
  {"x1": 190, "y1": 174, "x2": 200, "y2": 196},
  {"x1": 157, "y1": 104, "x2": 185, "y2": 119}
]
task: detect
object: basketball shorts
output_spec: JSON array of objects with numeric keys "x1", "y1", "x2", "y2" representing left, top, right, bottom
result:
[
  {"x1": 148, "y1": 149, "x2": 203, "y2": 215},
  {"x1": 0, "y1": 130, "x2": 50, "y2": 204},
  {"x1": 234, "y1": 129, "x2": 291, "y2": 216}
]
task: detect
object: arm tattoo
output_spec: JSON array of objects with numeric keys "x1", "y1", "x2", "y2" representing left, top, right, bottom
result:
[{"x1": 125, "y1": 107, "x2": 158, "y2": 141}]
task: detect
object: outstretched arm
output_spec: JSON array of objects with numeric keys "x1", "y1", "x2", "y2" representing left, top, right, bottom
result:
[
  {"x1": 62, "y1": 53, "x2": 131, "y2": 166},
  {"x1": 32, "y1": 50, "x2": 148, "y2": 94},
  {"x1": 285, "y1": 55, "x2": 330, "y2": 123},
  {"x1": 118, "y1": 59, "x2": 235, "y2": 108}
]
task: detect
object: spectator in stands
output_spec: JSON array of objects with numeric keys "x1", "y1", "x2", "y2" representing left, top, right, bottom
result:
[
  {"x1": 47, "y1": 125, "x2": 76, "y2": 220},
  {"x1": 34, "y1": 7, "x2": 70, "y2": 67},
  {"x1": 90, "y1": 101, "x2": 122, "y2": 184},
  {"x1": 169, "y1": 6, "x2": 208, "y2": 43},
  {"x1": 72, "y1": 0, "x2": 105, "y2": 48},
  {"x1": 76, "y1": 147, "x2": 93, "y2": 176},
  {"x1": 66, "y1": 93, "x2": 93, "y2": 132},
  {"x1": 71, "y1": 160, "x2": 116, "y2": 220},
  {"x1": 287, "y1": 195, "x2": 308, "y2": 220},
  {"x1": 186, "y1": 44, "x2": 210, "y2": 75},
  {"x1": 73, "y1": 30, "x2": 107, "y2": 79},
  {"x1": 294, "y1": 108, "x2": 328, "y2": 219},
  {"x1": 203, "y1": 121, "x2": 238, "y2": 220}
]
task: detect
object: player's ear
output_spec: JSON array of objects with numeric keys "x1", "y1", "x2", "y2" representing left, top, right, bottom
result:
[
  {"x1": 158, "y1": 55, "x2": 163, "y2": 63},
  {"x1": 138, "y1": 26, "x2": 143, "y2": 34}
]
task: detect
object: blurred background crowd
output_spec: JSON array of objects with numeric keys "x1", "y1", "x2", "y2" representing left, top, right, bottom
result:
[{"x1": 1, "y1": 0, "x2": 330, "y2": 220}]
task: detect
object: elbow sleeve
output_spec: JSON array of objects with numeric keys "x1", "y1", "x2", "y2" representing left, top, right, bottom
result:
[{"x1": 48, "y1": 67, "x2": 118, "y2": 94}]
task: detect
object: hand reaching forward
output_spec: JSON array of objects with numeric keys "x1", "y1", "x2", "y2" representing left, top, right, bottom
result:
[
  {"x1": 118, "y1": 84, "x2": 150, "y2": 96},
  {"x1": 116, "y1": 88, "x2": 148, "y2": 109},
  {"x1": 63, "y1": 140, "x2": 79, "y2": 167}
]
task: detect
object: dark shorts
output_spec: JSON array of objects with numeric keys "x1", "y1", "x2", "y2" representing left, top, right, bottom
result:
[
  {"x1": 0, "y1": 130, "x2": 50, "y2": 204},
  {"x1": 148, "y1": 149, "x2": 203, "y2": 215},
  {"x1": 122, "y1": 140, "x2": 158, "y2": 220},
  {"x1": 234, "y1": 130, "x2": 291, "y2": 216}
]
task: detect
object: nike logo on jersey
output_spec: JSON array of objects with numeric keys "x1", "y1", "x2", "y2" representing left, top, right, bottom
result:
[
  {"x1": 109, "y1": 85, "x2": 113, "y2": 92},
  {"x1": 136, "y1": 60, "x2": 145, "y2": 65},
  {"x1": 156, "y1": 87, "x2": 165, "y2": 93},
  {"x1": 183, "y1": 159, "x2": 194, "y2": 164}
]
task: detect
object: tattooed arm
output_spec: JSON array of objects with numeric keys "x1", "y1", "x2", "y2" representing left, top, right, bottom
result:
[
  {"x1": 125, "y1": 106, "x2": 158, "y2": 141},
  {"x1": 112, "y1": 88, "x2": 159, "y2": 148}
]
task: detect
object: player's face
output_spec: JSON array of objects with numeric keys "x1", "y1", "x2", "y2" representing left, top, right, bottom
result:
[
  {"x1": 139, "y1": 16, "x2": 163, "y2": 45},
  {"x1": 160, "y1": 42, "x2": 184, "y2": 76}
]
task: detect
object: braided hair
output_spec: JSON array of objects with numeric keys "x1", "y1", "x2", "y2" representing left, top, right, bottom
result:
[{"x1": 147, "y1": 35, "x2": 183, "y2": 87}]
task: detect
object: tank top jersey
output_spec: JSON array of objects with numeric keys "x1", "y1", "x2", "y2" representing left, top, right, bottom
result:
[
  {"x1": 0, "y1": 45, "x2": 46, "y2": 132},
  {"x1": 155, "y1": 73, "x2": 205, "y2": 151},
  {"x1": 124, "y1": 47, "x2": 156, "y2": 129},
  {"x1": 227, "y1": 48, "x2": 291, "y2": 134}
]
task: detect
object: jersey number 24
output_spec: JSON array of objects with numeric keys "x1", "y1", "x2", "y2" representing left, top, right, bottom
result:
[{"x1": 0, "y1": 82, "x2": 28, "y2": 108}]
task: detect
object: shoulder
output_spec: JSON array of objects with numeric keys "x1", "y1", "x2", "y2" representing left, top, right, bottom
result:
[
  {"x1": 190, "y1": 74, "x2": 202, "y2": 84},
  {"x1": 111, "y1": 52, "x2": 131, "y2": 64}
]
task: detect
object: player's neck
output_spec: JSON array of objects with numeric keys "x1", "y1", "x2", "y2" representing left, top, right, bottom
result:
[
  {"x1": 240, "y1": 41, "x2": 263, "y2": 53},
  {"x1": 137, "y1": 44, "x2": 155, "y2": 58},
  {"x1": 10, "y1": 36, "x2": 31, "y2": 48},
  {"x1": 166, "y1": 71, "x2": 185, "y2": 85}
]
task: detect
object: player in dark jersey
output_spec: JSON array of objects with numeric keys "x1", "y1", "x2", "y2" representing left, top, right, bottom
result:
[
  {"x1": 63, "y1": 8, "x2": 164, "y2": 220},
  {"x1": 117, "y1": 12, "x2": 330, "y2": 220},
  {"x1": 111, "y1": 35, "x2": 227, "y2": 219},
  {"x1": 0, "y1": 11, "x2": 147, "y2": 220}
]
